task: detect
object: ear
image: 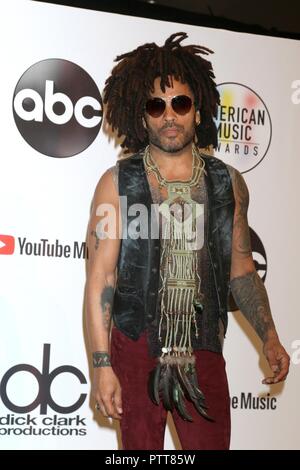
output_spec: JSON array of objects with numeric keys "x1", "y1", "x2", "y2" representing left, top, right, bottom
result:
[
  {"x1": 142, "y1": 117, "x2": 147, "y2": 129},
  {"x1": 195, "y1": 110, "x2": 201, "y2": 126}
]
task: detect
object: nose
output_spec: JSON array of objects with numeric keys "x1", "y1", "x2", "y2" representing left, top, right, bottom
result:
[{"x1": 162, "y1": 101, "x2": 177, "y2": 121}]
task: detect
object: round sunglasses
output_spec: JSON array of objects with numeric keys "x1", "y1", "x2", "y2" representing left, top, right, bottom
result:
[{"x1": 145, "y1": 95, "x2": 194, "y2": 118}]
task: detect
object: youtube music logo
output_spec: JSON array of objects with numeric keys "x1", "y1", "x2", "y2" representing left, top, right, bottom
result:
[
  {"x1": 0, "y1": 235, "x2": 87, "y2": 259},
  {"x1": 0, "y1": 235, "x2": 15, "y2": 255}
]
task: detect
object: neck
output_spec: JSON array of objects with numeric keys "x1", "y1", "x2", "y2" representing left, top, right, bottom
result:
[{"x1": 149, "y1": 142, "x2": 193, "y2": 171}]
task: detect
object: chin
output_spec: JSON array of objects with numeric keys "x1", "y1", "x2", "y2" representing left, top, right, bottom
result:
[
  {"x1": 164, "y1": 146, "x2": 184, "y2": 154},
  {"x1": 161, "y1": 139, "x2": 192, "y2": 154},
  {"x1": 149, "y1": 133, "x2": 194, "y2": 154}
]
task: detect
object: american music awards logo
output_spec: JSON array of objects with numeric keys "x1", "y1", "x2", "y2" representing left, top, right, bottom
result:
[{"x1": 215, "y1": 82, "x2": 272, "y2": 173}]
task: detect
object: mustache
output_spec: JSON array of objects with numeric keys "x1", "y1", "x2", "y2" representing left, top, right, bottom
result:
[{"x1": 160, "y1": 122, "x2": 183, "y2": 131}]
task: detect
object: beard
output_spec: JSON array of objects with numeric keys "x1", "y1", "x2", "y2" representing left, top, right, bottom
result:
[{"x1": 147, "y1": 122, "x2": 195, "y2": 154}]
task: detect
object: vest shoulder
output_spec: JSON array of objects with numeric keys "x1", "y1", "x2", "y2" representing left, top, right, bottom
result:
[
  {"x1": 117, "y1": 151, "x2": 143, "y2": 166},
  {"x1": 200, "y1": 153, "x2": 238, "y2": 176},
  {"x1": 106, "y1": 164, "x2": 119, "y2": 190},
  {"x1": 200, "y1": 153, "x2": 226, "y2": 167}
]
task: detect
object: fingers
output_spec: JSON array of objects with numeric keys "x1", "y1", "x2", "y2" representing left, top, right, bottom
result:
[
  {"x1": 263, "y1": 342, "x2": 290, "y2": 385},
  {"x1": 273, "y1": 354, "x2": 290, "y2": 383},
  {"x1": 95, "y1": 399, "x2": 109, "y2": 417},
  {"x1": 262, "y1": 354, "x2": 290, "y2": 384},
  {"x1": 106, "y1": 399, "x2": 122, "y2": 420},
  {"x1": 265, "y1": 350, "x2": 277, "y2": 372},
  {"x1": 262, "y1": 373, "x2": 288, "y2": 384},
  {"x1": 113, "y1": 388, "x2": 123, "y2": 416},
  {"x1": 95, "y1": 395, "x2": 122, "y2": 420},
  {"x1": 262, "y1": 376, "x2": 279, "y2": 385}
]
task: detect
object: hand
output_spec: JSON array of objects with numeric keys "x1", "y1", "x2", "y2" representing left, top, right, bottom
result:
[
  {"x1": 262, "y1": 337, "x2": 290, "y2": 384},
  {"x1": 92, "y1": 367, "x2": 123, "y2": 420}
]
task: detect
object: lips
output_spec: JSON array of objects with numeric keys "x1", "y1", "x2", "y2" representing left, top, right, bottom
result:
[{"x1": 162, "y1": 127, "x2": 180, "y2": 136}]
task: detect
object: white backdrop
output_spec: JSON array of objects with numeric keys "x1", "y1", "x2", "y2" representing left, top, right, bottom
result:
[{"x1": 0, "y1": 0, "x2": 299, "y2": 450}]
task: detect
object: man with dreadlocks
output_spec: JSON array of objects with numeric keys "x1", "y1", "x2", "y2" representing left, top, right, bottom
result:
[{"x1": 85, "y1": 32, "x2": 289, "y2": 450}]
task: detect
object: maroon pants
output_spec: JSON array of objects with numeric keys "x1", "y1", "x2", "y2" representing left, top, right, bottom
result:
[{"x1": 110, "y1": 325, "x2": 231, "y2": 450}]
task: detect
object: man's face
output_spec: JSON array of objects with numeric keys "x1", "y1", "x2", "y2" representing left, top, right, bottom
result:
[{"x1": 144, "y1": 77, "x2": 197, "y2": 154}]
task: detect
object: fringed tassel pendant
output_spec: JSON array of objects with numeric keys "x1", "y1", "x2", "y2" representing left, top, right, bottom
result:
[{"x1": 146, "y1": 147, "x2": 211, "y2": 422}]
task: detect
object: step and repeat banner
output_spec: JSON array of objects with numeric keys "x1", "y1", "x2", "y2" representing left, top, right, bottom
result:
[{"x1": 0, "y1": 0, "x2": 299, "y2": 450}]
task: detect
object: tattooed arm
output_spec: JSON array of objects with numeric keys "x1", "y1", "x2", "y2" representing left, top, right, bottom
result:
[
  {"x1": 85, "y1": 167, "x2": 123, "y2": 419},
  {"x1": 228, "y1": 166, "x2": 290, "y2": 384}
]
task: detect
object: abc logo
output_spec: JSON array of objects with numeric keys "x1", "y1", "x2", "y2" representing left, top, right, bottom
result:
[
  {"x1": 0, "y1": 344, "x2": 87, "y2": 414},
  {"x1": 13, "y1": 59, "x2": 103, "y2": 158}
]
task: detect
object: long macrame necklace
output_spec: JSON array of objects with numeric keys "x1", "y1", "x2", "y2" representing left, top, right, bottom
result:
[{"x1": 144, "y1": 144, "x2": 213, "y2": 422}]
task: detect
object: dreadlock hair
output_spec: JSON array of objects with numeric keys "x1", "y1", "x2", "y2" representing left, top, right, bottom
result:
[{"x1": 103, "y1": 32, "x2": 220, "y2": 153}]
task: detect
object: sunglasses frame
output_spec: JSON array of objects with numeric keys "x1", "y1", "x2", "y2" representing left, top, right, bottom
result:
[{"x1": 145, "y1": 94, "x2": 195, "y2": 118}]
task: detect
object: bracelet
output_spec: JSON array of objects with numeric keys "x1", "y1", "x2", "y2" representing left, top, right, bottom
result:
[{"x1": 92, "y1": 351, "x2": 111, "y2": 368}]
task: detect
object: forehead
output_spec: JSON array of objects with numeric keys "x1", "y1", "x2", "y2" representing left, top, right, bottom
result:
[{"x1": 150, "y1": 76, "x2": 193, "y2": 98}]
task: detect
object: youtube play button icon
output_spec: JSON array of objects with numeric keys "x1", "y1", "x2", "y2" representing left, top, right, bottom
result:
[{"x1": 0, "y1": 235, "x2": 15, "y2": 254}]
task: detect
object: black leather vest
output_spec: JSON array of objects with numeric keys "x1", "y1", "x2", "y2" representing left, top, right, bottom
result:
[{"x1": 112, "y1": 151, "x2": 235, "y2": 341}]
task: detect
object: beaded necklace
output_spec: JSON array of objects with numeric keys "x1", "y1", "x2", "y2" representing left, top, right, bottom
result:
[{"x1": 144, "y1": 143, "x2": 206, "y2": 352}]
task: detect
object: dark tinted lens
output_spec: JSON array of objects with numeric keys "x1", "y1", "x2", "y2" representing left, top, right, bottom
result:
[
  {"x1": 172, "y1": 95, "x2": 193, "y2": 115},
  {"x1": 145, "y1": 98, "x2": 166, "y2": 117}
]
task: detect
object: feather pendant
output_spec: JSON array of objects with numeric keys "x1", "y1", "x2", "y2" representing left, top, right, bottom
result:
[
  {"x1": 185, "y1": 363, "x2": 206, "y2": 403},
  {"x1": 159, "y1": 364, "x2": 174, "y2": 412},
  {"x1": 192, "y1": 398, "x2": 214, "y2": 422},
  {"x1": 147, "y1": 362, "x2": 161, "y2": 405},
  {"x1": 171, "y1": 374, "x2": 193, "y2": 422},
  {"x1": 176, "y1": 362, "x2": 213, "y2": 420},
  {"x1": 148, "y1": 358, "x2": 214, "y2": 422},
  {"x1": 176, "y1": 362, "x2": 200, "y2": 402}
]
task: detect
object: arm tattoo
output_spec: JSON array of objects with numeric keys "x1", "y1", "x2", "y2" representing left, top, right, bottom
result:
[
  {"x1": 230, "y1": 271, "x2": 276, "y2": 342},
  {"x1": 230, "y1": 167, "x2": 252, "y2": 257},
  {"x1": 92, "y1": 351, "x2": 111, "y2": 368},
  {"x1": 91, "y1": 230, "x2": 100, "y2": 250},
  {"x1": 100, "y1": 285, "x2": 114, "y2": 331}
]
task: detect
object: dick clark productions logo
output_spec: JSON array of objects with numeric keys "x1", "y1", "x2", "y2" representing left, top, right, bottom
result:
[
  {"x1": 12, "y1": 59, "x2": 103, "y2": 158},
  {"x1": 0, "y1": 344, "x2": 87, "y2": 414}
]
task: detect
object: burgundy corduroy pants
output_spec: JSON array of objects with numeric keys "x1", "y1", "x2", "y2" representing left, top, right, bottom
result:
[{"x1": 110, "y1": 325, "x2": 231, "y2": 450}]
